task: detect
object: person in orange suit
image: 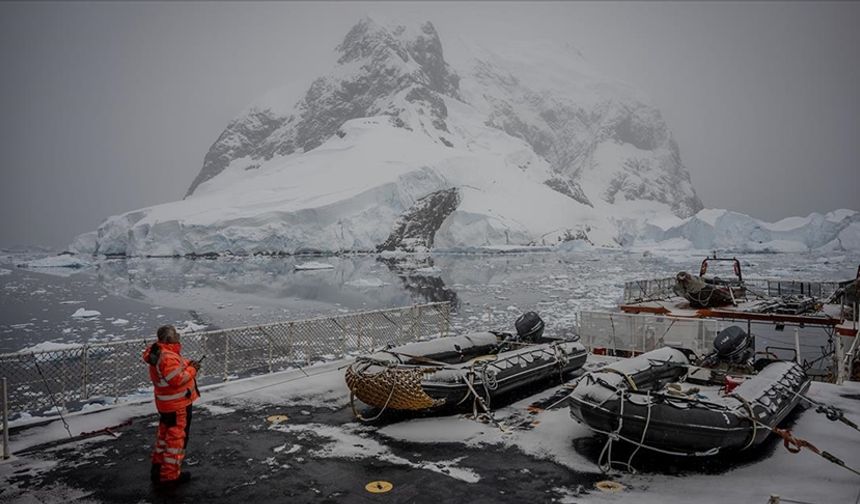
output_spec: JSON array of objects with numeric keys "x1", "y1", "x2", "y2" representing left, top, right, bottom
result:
[{"x1": 143, "y1": 325, "x2": 201, "y2": 486}]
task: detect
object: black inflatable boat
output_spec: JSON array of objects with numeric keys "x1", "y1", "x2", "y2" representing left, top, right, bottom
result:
[
  {"x1": 346, "y1": 312, "x2": 588, "y2": 414},
  {"x1": 568, "y1": 326, "x2": 810, "y2": 456}
]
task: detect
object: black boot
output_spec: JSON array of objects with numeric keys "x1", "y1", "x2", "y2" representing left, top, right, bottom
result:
[
  {"x1": 150, "y1": 463, "x2": 161, "y2": 483},
  {"x1": 154, "y1": 471, "x2": 192, "y2": 490}
]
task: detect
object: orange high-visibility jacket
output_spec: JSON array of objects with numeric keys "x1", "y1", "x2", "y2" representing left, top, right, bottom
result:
[{"x1": 142, "y1": 342, "x2": 199, "y2": 412}]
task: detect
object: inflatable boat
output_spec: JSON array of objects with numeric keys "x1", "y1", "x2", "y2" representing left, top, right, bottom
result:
[
  {"x1": 569, "y1": 326, "x2": 810, "y2": 456},
  {"x1": 346, "y1": 312, "x2": 588, "y2": 414}
]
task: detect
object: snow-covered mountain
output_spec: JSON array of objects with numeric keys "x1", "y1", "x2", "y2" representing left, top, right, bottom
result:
[{"x1": 71, "y1": 18, "x2": 855, "y2": 257}]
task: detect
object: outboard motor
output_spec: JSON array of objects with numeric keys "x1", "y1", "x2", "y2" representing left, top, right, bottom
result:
[
  {"x1": 713, "y1": 326, "x2": 752, "y2": 364},
  {"x1": 515, "y1": 311, "x2": 545, "y2": 342}
]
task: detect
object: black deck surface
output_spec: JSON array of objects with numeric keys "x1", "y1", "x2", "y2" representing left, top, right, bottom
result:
[{"x1": 2, "y1": 400, "x2": 604, "y2": 504}]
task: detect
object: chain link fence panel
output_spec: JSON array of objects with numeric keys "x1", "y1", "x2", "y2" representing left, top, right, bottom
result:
[{"x1": 0, "y1": 302, "x2": 450, "y2": 419}]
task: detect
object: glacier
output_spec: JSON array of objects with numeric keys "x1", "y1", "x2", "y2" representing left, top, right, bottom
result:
[
  {"x1": 70, "y1": 18, "x2": 857, "y2": 257},
  {"x1": 633, "y1": 208, "x2": 860, "y2": 253}
]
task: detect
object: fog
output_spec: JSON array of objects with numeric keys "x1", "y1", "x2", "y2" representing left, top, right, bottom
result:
[{"x1": 1, "y1": 2, "x2": 857, "y2": 248}]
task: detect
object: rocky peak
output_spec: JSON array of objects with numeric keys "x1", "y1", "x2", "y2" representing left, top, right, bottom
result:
[
  {"x1": 461, "y1": 41, "x2": 703, "y2": 217},
  {"x1": 185, "y1": 18, "x2": 460, "y2": 198},
  {"x1": 336, "y1": 17, "x2": 410, "y2": 65}
]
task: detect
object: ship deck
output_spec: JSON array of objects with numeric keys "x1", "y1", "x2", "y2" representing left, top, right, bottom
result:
[{"x1": 2, "y1": 358, "x2": 860, "y2": 504}]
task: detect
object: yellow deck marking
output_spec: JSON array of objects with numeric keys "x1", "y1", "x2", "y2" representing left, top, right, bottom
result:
[
  {"x1": 365, "y1": 481, "x2": 394, "y2": 494},
  {"x1": 595, "y1": 480, "x2": 626, "y2": 493}
]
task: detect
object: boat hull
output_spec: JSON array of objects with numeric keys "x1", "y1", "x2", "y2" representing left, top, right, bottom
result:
[
  {"x1": 568, "y1": 347, "x2": 810, "y2": 455},
  {"x1": 346, "y1": 332, "x2": 588, "y2": 412}
]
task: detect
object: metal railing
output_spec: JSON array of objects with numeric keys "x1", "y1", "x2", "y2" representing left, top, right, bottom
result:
[
  {"x1": 578, "y1": 310, "x2": 720, "y2": 355},
  {"x1": 623, "y1": 276, "x2": 844, "y2": 304},
  {"x1": 622, "y1": 278, "x2": 677, "y2": 303},
  {"x1": 2, "y1": 377, "x2": 8, "y2": 460},
  {"x1": 0, "y1": 302, "x2": 450, "y2": 419}
]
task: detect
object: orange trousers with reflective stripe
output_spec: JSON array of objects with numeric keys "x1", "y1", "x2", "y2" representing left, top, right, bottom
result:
[{"x1": 151, "y1": 405, "x2": 192, "y2": 481}]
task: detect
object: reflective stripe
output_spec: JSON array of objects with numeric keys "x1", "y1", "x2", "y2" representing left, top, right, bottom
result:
[
  {"x1": 177, "y1": 373, "x2": 191, "y2": 385},
  {"x1": 165, "y1": 447, "x2": 184, "y2": 455},
  {"x1": 156, "y1": 440, "x2": 168, "y2": 446},
  {"x1": 153, "y1": 355, "x2": 170, "y2": 387},
  {"x1": 163, "y1": 366, "x2": 183, "y2": 383},
  {"x1": 154, "y1": 447, "x2": 165, "y2": 453},
  {"x1": 156, "y1": 390, "x2": 189, "y2": 401},
  {"x1": 163, "y1": 457, "x2": 180, "y2": 465}
]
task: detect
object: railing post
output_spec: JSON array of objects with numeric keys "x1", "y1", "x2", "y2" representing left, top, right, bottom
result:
[
  {"x1": 266, "y1": 329, "x2": 273, "y2": 374},
  {"x1": 305, "y1": 324, "x2": 312, "y2": 366},
  {"x1": 2, "y1": 377, "x2": 9, "y2": 460},
  {"x1": 794, "y1": 327, "x2": 801, "y2": 365},
  {"x1": 113, "y1": 351, "x2": 119, "y2": 403},
  {"x1": 357, "y1": 314, "x2": 363, "y2": 354},
  {"x1": 223, "y1": 332, "x2": 230, "y2": 382},
  {"x1": 81, "y1": 345, "x2": 89, "y2": 400},
  {"x1": 288, "y1": 322, "x2": 294, "y2": 361},
  {"x1": 834, "y1": 330, "x2": 846, "y2": 385},
  {"x1": 340, "y1": 319, "x2": 347, "y2": 359}
]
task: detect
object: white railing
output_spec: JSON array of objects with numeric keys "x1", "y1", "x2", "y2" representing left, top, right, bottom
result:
[
  {"x1": 577, "y1": 310, "x2": 719, "y2": 355},
  {"x1": 623, "y1": 276, "x2": 844, "y2": 304}
]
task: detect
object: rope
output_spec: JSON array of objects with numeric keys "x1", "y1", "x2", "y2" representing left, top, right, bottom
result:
[
  {"x1": 350, "y1": 377, "x2": 396, "y2": 422},
  {"x1": 624, "y1": 390, "x2": 653, "y2": 473},
  {"x1": 463, "y1": 369, "x2": 500, "y2": 429},
  {"x1": 551, "y1": 342, "x2": 569, "y2": 383},
  {"x1": 590, "y1": 418, "x2": 720, "y2": 459},
  {"x1": 32, "y1": 354, "x2": 73, "y2": 440},
  {"x1": 803, "y1": 397, "x2": 860, "y2": 434},
  {"x1": 730, "y1": 393, "x2": 759, "y2": 451},
  {"x1": 740, "y1": 414, "x2": 860, "y2": 478},
  {"x1": 597, "y1": 389, "x2": 625, "y2": 473}
]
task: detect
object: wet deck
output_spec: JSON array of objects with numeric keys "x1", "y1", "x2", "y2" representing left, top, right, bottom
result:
[{"x1": 2, "y1": 359, "x2": 860, "y2": 504}]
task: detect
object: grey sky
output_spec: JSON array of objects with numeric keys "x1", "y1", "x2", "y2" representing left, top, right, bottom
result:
[{"x1": 1, "y1": 1, "x2": 858, "y2": 248}]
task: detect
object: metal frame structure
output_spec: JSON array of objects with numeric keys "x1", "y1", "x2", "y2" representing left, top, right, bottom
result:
[{"x1": 0, "y1": 302, "x2": 450, "y2": 421}]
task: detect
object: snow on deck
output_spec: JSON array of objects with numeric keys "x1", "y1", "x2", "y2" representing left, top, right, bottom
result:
[{"x1": 2, "y1": 355, "x2": 860, "y2": 503}]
